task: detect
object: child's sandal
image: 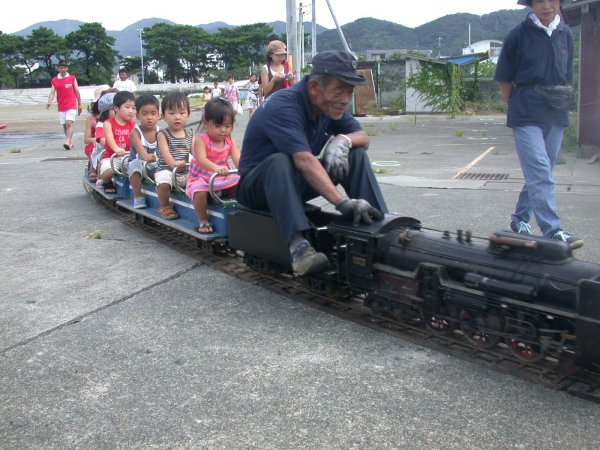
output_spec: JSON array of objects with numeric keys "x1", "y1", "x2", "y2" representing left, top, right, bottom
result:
[
  {"x1": 103, "y1": 181, "x2": 116, "y2": 194},
  {"x1": 158, "y1": 206, "x2": 179, "y2": 220},
  {"x1": 195, "y1": 223, "x2": 213, "y2": 234}
]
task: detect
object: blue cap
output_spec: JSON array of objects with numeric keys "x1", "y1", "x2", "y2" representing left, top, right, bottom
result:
[{"x1": 98, "y1": 93, "x2": 115, "y2": 113}]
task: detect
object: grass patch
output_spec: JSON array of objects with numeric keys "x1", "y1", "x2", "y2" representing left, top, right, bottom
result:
[
  {"x1": 365, "y1": 128, "x2": 381, "y2": 136},
  {"x1": 188, "y1": 96, "x2": 205, "y2": 108},
  {"x1": 10, "y1": 148, "x2": 21, "y2": 153},
  {"x1": 556, "y1": 156, "x2": 567, "y2": 165},
  {"x1": 562, "y1": 120, "x2": 579, "y2": 153},
  {"x1": 479, "y1": 130, "x2": 488, "y2": 137},
  {"x1": 372, "y1": 167, "x2": 391, "y2": 174},
  {"x1": 83, "y1": 230, "x2": 104, "y2": 239},
  {"x1": 454, "y1": 129, "x2": 465, "y2": 137},
  {"x1": 388, "y1": 123, "x2": 399, "y2": 132}
]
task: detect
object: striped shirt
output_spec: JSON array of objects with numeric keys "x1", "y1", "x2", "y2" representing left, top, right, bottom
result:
[{"x1": 157, "y1": 128, "x2": 192, "y2": 172}]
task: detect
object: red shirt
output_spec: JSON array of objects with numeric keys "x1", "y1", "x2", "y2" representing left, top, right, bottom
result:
[
  {"x1": 51, "y1": 74, "x2": 78, "y2": 112},
  {"x1": 102, "y1": 117, "x2": 136, "y2": 159}
]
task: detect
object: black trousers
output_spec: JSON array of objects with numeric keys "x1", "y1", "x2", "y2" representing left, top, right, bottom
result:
[{"x1": 236, "y1": 148, "x2": 388, "y2": 245}]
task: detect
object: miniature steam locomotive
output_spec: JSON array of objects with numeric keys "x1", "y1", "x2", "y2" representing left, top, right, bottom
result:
[{"x1": 85, "y1": 162, "x2": 600, "y2": 375}]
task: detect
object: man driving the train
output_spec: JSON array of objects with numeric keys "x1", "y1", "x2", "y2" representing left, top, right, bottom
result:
[{"x1": 236, "y1": 50, "x2": 388, "y2": 277}]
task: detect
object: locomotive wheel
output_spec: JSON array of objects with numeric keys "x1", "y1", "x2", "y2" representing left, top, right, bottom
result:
[
  {"x1": 421, "y1": 310, "x2": 455, "y2": 336},
  {"x1": 460, "y1": 310, "x2": 501, "y2": 349},
  {"x1": 505, "y1": 326, "x2": 545, "y2": 363}
]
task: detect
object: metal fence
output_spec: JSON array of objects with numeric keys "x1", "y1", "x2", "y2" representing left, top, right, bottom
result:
[
  {"x1": 357, "y1": 60, "x2": 504, "y2": 114},
  {"x1": 357, "y1": 60, "x2": 406, "y2": 113}
]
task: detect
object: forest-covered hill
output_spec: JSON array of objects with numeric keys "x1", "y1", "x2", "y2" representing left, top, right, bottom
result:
[
  {"x1": 317, "y1": 10, "x2": 527, "y2": 55},
  {"x1": 11, "y1": 9, "x2": 529, "y2": 58}
]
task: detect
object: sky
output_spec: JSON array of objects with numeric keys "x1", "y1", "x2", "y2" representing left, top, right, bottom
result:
[{"x1": 0, "y1": 0, "x2": 524, "y2": 34}]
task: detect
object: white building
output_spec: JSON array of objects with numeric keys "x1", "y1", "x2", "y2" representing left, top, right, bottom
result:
[
  {"x1": 365, "y1": 49, "x2": 433, "y2": 61},
  {"x1": 462, "y1": 40, "x2": 502, "y2": 63}
]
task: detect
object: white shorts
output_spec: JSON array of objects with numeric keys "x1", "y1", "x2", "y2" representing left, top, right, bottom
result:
[
  {"x1": 91, "y1": 146, "x2": 105, "y2": 170},
  {"x1": 99, "y1": 156, "x2": 125, "y2": 175},
  {"x1": 59, "y1": 110, "x2": 77, "y2": 125},
  {"x1": 155, "y1": 169, "x2": 187, "y2": 189}
]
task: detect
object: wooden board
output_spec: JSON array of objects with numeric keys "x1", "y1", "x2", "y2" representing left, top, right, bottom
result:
[{"x1": 353, "y1": 69, "x2": 376, "y2": 116}]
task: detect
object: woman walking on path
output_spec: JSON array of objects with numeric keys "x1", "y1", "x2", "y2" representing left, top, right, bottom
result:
[
  {"x1": 494, "y1": 0, "x2": 581, "y2": 246},
  {"x1": 223, "y1": 75, "x2": 240, "y2": 114}
]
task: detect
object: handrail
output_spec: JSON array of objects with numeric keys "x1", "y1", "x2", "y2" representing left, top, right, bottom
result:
[
  {"x1": 209, "y1": 169, "x2": 239, "y2": 207},
  {"x1": 110, "y1": 151, "x2": 130, "y2": 176},
  {"x1": 142, "y1": 160, "x2": 157, "y2": 185},
  {"x1": 172, "y1": 163, "x2": 190, "y2": 193}
]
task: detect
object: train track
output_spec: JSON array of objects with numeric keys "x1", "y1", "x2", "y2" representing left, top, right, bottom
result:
[{"x1": 88, "y1": 186, "x2": 600, "y2": 404}]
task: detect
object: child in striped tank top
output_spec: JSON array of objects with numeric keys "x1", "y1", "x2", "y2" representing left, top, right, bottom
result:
[{"x1": 155, "y1": 92, "x2": 193, "y2": 220}]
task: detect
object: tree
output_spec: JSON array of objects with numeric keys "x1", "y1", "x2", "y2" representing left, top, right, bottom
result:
[
  {"x1": 143, "y1": 23, "x2": 185, "y2": 83},
  {"x1": 65, "y1": 22, "x2": 118, "y2": 85},
  {"x1": 26, "y1": 27, "x2": 68, "y2": 80},
  {"x1": 120, "y1": 56, "x2": 141, "y2": 76},
  {"x1": 406, "y1": 60, "x2": 467, "y2": 117},
  {"x1": 212, "y1": 23, "x2": 277, "y2": 79},
  {"x1": 177, "y1": 25, "x2": 213, "y2": 82},
  {"x1": 0, "y1": 33, "x2": 30, "y2": 88}
]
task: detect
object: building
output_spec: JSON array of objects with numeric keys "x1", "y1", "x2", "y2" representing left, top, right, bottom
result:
[
  {"x1": 562, "y1": 0, "x2": 600, "y2": 156},
  {"x1": 462, "y1": 40, "x2": 502, "y2": 63},
  {"x1": 365, "y1": 49, "x2": 433, "y2": 61}
]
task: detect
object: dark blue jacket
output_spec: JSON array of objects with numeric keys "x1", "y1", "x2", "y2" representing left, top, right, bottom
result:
[
  {"x1": 239, "y1": 75, "x2": 362, "y2": 177},
  {"x1": 494, "y1": 13, "x2": 573, "y2": 128}
]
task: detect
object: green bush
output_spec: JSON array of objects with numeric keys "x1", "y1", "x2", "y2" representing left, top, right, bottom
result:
[{"x1": 561, "y1": 115, "x2": 579, "y2": 153}]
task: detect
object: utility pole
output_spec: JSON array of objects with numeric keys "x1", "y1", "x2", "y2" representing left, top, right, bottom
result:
[
  {"x1": 311, "y1": 0, "x2": 317, "y2": 58},
  {"x1": 286, "y1": 0, "x2": 299, "y2": 79},
  {"x1": 298, "y1": 3, "x2": 304, "y2": 70},
  {"x1": 437, "y1": 36, "x2": 442, "y2": 59},
  {"x1": 137, "y1": 29, "x2": 145, "y2": 84}
]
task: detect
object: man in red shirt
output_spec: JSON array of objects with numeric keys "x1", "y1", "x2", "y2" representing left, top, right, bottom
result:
[{"x1": 46, "y1": 60, "x2": 83, "y2": 150}]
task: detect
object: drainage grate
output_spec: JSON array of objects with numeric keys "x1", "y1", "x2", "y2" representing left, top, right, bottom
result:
[{"x1": 455, "y1": 172, "x2": 509, "y2": 180}]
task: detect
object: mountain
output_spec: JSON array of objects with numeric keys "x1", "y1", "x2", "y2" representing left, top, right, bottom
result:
[
  {"x1": 11, "y1": 18, "x2": 328, "y2": 57},
  {"x1": 107, "y1": 19, "x2": 178, "y2": 56},
  {"x1": 316, "y1": 9, "x2": 526, "y2": 55},
  {"x1": 11, "y1": 10, "x2": 527, "y2": 58}
]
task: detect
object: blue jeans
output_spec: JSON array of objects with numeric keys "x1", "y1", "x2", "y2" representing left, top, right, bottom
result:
[{"x1": 511, "y1": 125, "x2": 564, "y2": 237}]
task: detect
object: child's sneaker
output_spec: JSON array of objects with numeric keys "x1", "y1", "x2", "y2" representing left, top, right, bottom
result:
[{"x1": 133, "y1": 197, "x2": 147, "y2": 209}]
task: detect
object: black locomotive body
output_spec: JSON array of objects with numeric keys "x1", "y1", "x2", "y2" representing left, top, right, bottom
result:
[
  {"x1": 230, "y1": 208, "x2": 600, "y2": 373},
  {"x1": 86, "y1": 166, "x2": 600, "y2": 376}
]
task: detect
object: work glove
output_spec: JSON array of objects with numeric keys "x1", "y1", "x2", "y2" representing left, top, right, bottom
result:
[
  {"x1": 335, "y1": 198, "x2": 385, "y2": 227},
  {"x1": 319, "y1": 135, "x2": 351, "y2": 182}
]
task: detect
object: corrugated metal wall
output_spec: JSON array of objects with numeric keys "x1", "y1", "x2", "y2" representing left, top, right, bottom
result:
[{"x1": 579, "y1": 5, "x2": 600, "y2": 150}]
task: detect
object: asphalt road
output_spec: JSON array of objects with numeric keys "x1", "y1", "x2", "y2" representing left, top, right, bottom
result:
[{"x1": 1, "y1": 104, "x2": 600, "y2": 449}]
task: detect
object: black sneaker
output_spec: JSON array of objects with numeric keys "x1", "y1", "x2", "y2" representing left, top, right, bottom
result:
[
  {"x1": 510, "y1": 220, "x2": 532, "y2": 235},
  {"x1": 552, "y1": 229, "x2": 584, "y2": 247},
  {"x1": 291, "y1": 242, "x2": 329, "y2": 277}
]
